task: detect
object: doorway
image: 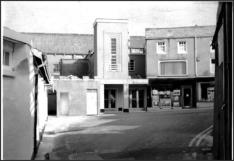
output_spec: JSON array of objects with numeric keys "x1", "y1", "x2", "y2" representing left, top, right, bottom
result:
[
  {"x1": 104, "y1": 89, "x2": 117, "y2": 109},
  {"x1": 182, "y1": 86, "x2": 192, "y2": 108},
  {"x1": 86, "y1": 89, "x2": 98, "y2": 115},
  {"x1": 48, "y1": 90, "x2": 57, "y2": 115},
  {"x1": 129, "y1": 89, "x2": 145, "y2": 108}
]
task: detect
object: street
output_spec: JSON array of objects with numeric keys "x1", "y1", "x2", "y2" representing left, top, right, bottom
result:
[{"x1": 36, "y1": 108, "x2": 213, "y2": 160}]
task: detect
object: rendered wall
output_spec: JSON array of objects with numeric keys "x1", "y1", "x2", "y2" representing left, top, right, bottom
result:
[
  {"x1": 37, "y1": 76, "x2": 48, "y2": 141},
  {"x1": 146, "y1": 38, "x2": 195, "y2": 78},
  {"x1": 196, "y1": 37, "x2": 215, "y2": 76},
  {"x1": 3, "y1": 42, "x2": 34, "y2": 160},
  {"x1": 94, "y1": 21, "x2": 129, "y2": 79},
  {"x1": 55, "y1": 79, "x2": 100, "y2": 116}
]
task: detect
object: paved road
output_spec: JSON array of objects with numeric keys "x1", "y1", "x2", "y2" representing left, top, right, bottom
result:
[{"x1": 36, "y1": 108, "x2": 213, "y2": 160}]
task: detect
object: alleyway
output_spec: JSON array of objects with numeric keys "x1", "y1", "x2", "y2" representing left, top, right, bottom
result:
[{"x1": 36, "y1": 108, "x2": 213, "y2": 160}]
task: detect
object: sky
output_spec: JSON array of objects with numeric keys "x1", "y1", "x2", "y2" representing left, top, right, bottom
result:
[{"x1": 2, "y1": 1, "x2": 218, "y2": 36}]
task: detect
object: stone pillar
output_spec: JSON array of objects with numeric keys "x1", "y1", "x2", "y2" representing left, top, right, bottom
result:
[
  {"x1": 99, "y1": 83, "x2": 105, "y2": 114},
  {"x1": 123, "y1": 84, "x2": 129, "y2": 112}
]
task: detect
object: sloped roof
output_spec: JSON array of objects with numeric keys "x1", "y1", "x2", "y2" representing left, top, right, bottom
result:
[
  {"x1": 145, "y1": 25, "x2": 216, "y2": 39},
  {"x1": 24, "y1": 33, "x2": 94, "y2": 55},
  {"x1": 3, "y1": 27, "x2": 31, "y2": 44},
  {"x1": 23, "y1": 32, "x2": 146, "y2": 54},
  {"x1": 129, "y1": 36, "x2": 145, "y2": 48}
]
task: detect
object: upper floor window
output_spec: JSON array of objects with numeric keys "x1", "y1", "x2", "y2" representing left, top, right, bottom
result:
[
  {"x1": 128, "y1": 59, "x2": 135, "y2": 72},
  {"x1": 130, "y1": 48, "x2": 144, "y2": 54},
  {"x1": 3, "y1": 51, "x2": 11, "y2": 66},
  {"x1": 210, "y1": 58, "x2": 215, "y2": 74},
  {"x1": 159, "y1": 60, "x2": 187, "y2": 76},
  {"x1": 53, "y1": 64, "x2": 59, "y2": 73},
  {"x1": 177, "y1": 41, "x2": 187, "y2": 54},
  {"x1": 156, "y1": 41, "x2": 166, "y2": 54}
]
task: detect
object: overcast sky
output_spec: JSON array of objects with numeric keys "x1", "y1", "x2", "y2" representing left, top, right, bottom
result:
[{"x1": 2, "y1": 1, "x2": 218, "y2": 36}]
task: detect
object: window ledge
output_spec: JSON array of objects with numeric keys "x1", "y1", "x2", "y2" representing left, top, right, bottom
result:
[
  {"x1": 3, "y1": 67, "x2": 15, "y2": 77},
  {"x1": 157, "y1": 52, "x2": 167, "y2": 55},
  {"x1": 177, "y1": 52, "x2": 187, "y2": 54},
  {"x1": 158, "y1": 75, "x2": 188, "y2": 77}
]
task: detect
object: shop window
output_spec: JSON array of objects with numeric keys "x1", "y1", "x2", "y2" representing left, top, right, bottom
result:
[
  {"x1": 157, "y1": 41, "x2": 166, "y2": 54},
  {"x1": 200, "y1": 83, "x2": 214, "y2": 101},
  {"x1": 128, "y1": 59, "x2": 135, "y2": 72},
  {"x1": 177, "y1": 41, "x2": 187, "y2": 54},
  {"x1": 160, "y1": 61, "x2": 187, "y2": 76}
]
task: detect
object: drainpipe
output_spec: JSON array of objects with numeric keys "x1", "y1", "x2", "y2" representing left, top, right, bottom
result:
[
  {"x1": 194, "y1": 31, "x2": 198, "y2": 108},
  {"x1": 194, "y1": 34, "x2": 197, "y2": 77}
]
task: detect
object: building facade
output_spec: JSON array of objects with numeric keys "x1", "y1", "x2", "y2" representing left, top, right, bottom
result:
[
  {"x1": 145, "y1": 26, "x2": 215, "y2": 109},
  {"x1": 21, "y1": 20, "x2": 215, "y2": 116},
  {"x1": 3, "y1": 27, "x2": 50, "y2": 159}
]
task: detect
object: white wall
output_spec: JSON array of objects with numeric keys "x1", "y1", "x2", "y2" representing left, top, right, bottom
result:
[
  {"x1": 37, "y1": 76, "x2": 48, "y2": 141},
  {"x1": 3, "y1": 42, "x2": 35, "y2": 160}
]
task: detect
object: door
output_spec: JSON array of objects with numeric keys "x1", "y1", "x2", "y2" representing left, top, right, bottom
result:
[
  {"x1": 129, "y1": 89, "x2": 145, "y2": 108},
  {"x1": 182, "y1": 87, "x2": 192, "y2": 108},
  {"x1": 60, "y1": 92, "x2": 69, "y2": 115},
  {"x1": 104, "y1": 89, "x2": 117, "y2": 109},
  {"x1": 86, "y1": 89, "x2": 98, "y2": 115}
]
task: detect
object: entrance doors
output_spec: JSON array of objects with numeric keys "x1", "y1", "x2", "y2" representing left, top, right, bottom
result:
[
  {"x1": 104, "y1": 89, "x2": 117, "y2": 109},
  {"x1": 86, "y1": 89, "x2": 98, "y2": 115},
  {"x1": 182, "y1": 86, "x2": 192, "y2": 108},
  {"x1": 129, "y1": 89, "x2": 145, "y2": 108}
]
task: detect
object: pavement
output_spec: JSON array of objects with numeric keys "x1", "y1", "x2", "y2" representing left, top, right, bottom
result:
[{"x1": 35, "y1": 107, "x2": 213, "y2": 160}]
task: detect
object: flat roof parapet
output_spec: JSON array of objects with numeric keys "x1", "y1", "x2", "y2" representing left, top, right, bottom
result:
[{"x1": 93, "y1": 18, "x2": 128, "y2": 27}]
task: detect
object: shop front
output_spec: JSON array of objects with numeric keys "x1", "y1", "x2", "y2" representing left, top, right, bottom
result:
[{"x1": 149, "y1": 78, "x2": 196, "y2": 109}]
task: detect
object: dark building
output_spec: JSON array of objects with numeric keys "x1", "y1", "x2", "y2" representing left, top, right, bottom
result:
[{"x1": 212, "y1": 2, "x2": 232, "y2": 160}]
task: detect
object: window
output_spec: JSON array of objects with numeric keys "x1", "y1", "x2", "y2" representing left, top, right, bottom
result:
[
  {"x1": 210, "y1": 58, "x2": 215, "y2": 74},
  {"x1": 210, "y1": 42, "x2": 215, "y2": 53},
  {"x1": 177, "y1": 41, "x2": 187, "y2": 54},
  {"x1": 157, "y1": 41, "x2": 166, "y2": 54},
  {"x1": 53, "y1": 64, "x2": 59, "y2": 73},
  {"x1": 131, "y1": 48, "x2": 144, "y2": 54},
  {"x1": 128, "y1": 59, "x2": 135, "y2": 71},
  {"x1": 200, "y1": 83, "x2": 214, "y2": 101},
  {"x1": 110, "y1": 38, "x2": 117, "y2": 71},
  {"x1": 3, "y1": 51, "x2": 11, "y2": 66},
  {"x1": 160, "y1": 61, "x2": 187, "y2": 76}
]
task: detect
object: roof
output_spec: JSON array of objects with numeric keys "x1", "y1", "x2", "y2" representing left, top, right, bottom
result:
[
  {"x1": 3, "y1": 27, "x2": 31, "y2": 44},
  {"x1": 129, "y1": 36, "x2": 145, "y2": 48},
  {"x1": 22, "y1": 32, "x2": 145, "y2": 54},
  {"x1": 145, "y1": 25, "x2": 216, "y2": 39},
  {"x1": 23, "y1": 33, "x2": 94, "y2": 55}
]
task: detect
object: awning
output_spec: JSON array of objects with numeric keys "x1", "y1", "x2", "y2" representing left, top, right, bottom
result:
[{"x1": 31, "y1": 48, "x2": 50, "y2": 84}]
